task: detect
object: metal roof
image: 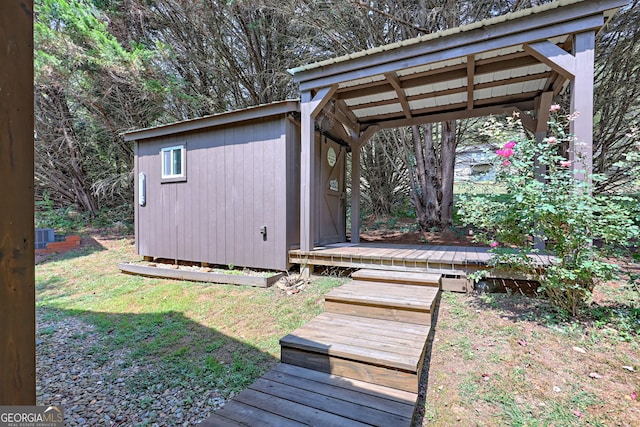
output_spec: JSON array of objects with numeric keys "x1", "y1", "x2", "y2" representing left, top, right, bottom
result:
[
  {"x1": 288, "y1": 0, "x2": 584, "y2": 75},
  {"x1": 289, "y1": 0, "x2": 626, "y2": 133},
  {"x1": 124, "y1": 100, "x2": 300, "y2": 142}
]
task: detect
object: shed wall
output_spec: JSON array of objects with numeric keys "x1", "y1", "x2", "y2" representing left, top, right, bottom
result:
[{"x1": 135, "y1": 115, "x2": 299, "y2": 271}]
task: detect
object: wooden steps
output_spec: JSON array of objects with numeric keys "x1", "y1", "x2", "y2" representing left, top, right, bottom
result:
[
  {"x1": 324, "y1": 280, "x2": 439, "y2": 325},
  {"x1": 201, "y1": 363, "x2": 417, "y2": 427},
  {"x1": 280, "y1": 271, "x2": 440, "y2": 393},
  {"x1": 280, "y1": 312, "x2": 430, "y2": 392},
  {"x1": 203, "y1": 268, "x2": 441, "y2": 426},
  {"x1": 352, "y1": 269, "x2": 441, "y2": 287}
]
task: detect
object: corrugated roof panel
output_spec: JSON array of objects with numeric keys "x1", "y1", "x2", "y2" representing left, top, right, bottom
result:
[
  {"x1": 409, "y1": 92, "x2": 466, "y2": 110},
  {"x1": 474, "y1": 87, "x2": 493, "y2": 100},
  {"x1": 410, "y1": 97, "x2": 437, "y2": 110},
  {"x1": 524, "y1": 63, "x2": 550, "y2": 75},
  {"x1": 288, "y1": 0, "x2": 586, "y2": 75},
  {"x1": 339, "y1": 74, "x2": 386, "y2": 89},
  {"x1": 403, "y1": 77, "x2": 466, "y2": 97},
  {"x1": 405, "y1": 84, "x2": 434, "y2": 97},
  {"x1": 476, "y1": 45, "x2": 524, "y2": 61},
  {"x1": 343, "y1": 91, "x2": 398, "y2": 107},
  {"x1": 447, "y1": 77, "x2": 467, "y2": 90},
  {"x1": 397, "y1": 57, "x2": 466, "y2": 77},
  {"x1": 353, "y1": 103, "x2": 404, "y2": 118},
  {"x1": 520, "y1": 79, "x2": 547, "y2": 93},
  {"x1": 492, "y1": 69, "x2": 514, "y2": 82},
  {"x1": 475, "y1": 63, "x2": 550, "y2": 85},
  {"x1": 491, "y1": 85, "x2": 509, "y2": 98}
]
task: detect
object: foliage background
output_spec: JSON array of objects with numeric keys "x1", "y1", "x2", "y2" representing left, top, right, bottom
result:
[{"x1": 33, "y1": 0, "x2": 640, "y2": 230}]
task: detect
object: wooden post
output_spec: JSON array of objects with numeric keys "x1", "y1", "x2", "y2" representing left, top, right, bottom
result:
[
  {"x1": 0, "y1": 0, "x2": 36, "y2": 405},
  {"x1": 533, "y1": 92, "x2": 553, "y2": 251},
  {"x1": 569, "y1": 31, "x2": 595, "y2": 181},
  {"x1": 299, "y1": 86, "x2": 337, "y2": 254},
  {"x1": 349, "y1": 126, "x2": 378, "y2": 244},
  {"x1": 350, "y1": 145, "x2": 361, "y2": 243},
  {"x1": 300, "y1": 91, "x2": 316, "y2": 253}
]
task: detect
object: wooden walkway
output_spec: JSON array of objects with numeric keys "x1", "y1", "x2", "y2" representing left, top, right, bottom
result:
[
  {"x1": 201, "y1": 269, "x2": 441, "y2": 426},
  {"x1": 290, "y1": 242, "x2": 554, "y2": 277}
]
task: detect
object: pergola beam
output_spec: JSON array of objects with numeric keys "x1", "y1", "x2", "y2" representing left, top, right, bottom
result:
[{"x1": 524, "y1": 41, "x2": 576, "y2": 79}]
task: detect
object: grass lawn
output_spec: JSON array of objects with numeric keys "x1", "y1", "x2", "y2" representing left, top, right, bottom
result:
[{"x1": 36, "y1": 233, "x2": 639, "y2": 426}]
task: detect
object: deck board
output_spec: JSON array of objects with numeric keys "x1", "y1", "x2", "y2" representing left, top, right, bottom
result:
[
  {"x1": 261, "y1": 370, "x2": 414, "y2": 417},
  {"x1": 280, "y1": 329, "x2": 423, "y2": 370},
  {"x1": 351, "y1": 269, "x2": 441, "y2": 286},
  {"x1": 317, "y1": 312, "x2": 431, "y2": 335},
  {"x1": 271, "y1": 363, "x2": 417, "y2": 404},
  {"x1": 329, "y1": 281, "x2": 438, "y2": 301},
  {"x1": 234, "y1": 388, "x2": 372, "y2": 426},
  {"x1": 281, "y1": 347, "x2": 421, "y2": 393},
  {"x1": 294, "y1": 319, "x2": 426, "y2": 347},
  {"x1": 290, "y1": 242, "x2": 555, "y2": 278},
  {"x1": 249, "y1": 377, "x2": 412, "y2": 425}
]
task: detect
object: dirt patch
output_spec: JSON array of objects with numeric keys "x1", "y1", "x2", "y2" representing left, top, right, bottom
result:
[
  {"x1": 415, "y1": 291, "x2": 640, "y2": 426},
  {"x1": 359, "y1": 217, "x2": 483, "y2": 246}
]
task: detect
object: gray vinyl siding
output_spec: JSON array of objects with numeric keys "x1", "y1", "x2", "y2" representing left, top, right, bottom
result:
[{"x1": 134, "y1": 113, "x2": 299, "y2": 271}]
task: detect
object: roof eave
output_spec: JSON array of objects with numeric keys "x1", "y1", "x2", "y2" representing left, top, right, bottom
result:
[{"x1": 124, "y1": 100, "x2": 300, "y2": 142}]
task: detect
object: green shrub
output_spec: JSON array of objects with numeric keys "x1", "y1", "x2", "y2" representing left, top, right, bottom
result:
[{"x1": 459, "y1": 110, "x2": 639, "y2": 315}]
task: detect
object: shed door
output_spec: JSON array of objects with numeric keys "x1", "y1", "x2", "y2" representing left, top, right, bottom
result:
[{"x1": 317, "y1": 138, "x2": 346, "y2": 245}]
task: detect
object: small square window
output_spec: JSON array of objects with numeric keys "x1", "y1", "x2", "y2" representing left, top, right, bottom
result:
[{"x1": 161, "y1": 145, "x2": 186, "y2": 181}]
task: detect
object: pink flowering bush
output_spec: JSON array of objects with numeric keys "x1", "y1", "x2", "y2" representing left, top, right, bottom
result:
[{"x1": 459, "y1": 111, "x2": 640, "y2": 315}]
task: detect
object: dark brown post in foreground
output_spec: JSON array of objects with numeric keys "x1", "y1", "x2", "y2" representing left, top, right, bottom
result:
[{"x1": 0, "y1": 0, "x2": 36, "y2": 405}]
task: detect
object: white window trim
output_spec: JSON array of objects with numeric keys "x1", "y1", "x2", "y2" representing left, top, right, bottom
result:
[{"x1": 161, "y1": 145, "x2": 186, "y2": 181}]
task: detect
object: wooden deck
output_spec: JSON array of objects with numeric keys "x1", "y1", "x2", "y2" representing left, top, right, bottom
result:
[
  {"x1": 201, "y1": 364, "x2": 418, "y2": 427},
  {"x1": 290, "y1": 242, "x2": 554, "y2": 277},
  {"x1": 201, "y1": 270, "x2": 441, "y2": 426}
]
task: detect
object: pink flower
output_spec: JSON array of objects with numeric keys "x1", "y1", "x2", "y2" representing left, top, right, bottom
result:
[
  {"x1": 502, "y1": 160, "x2": 511, "y2": 166},
  {"x1": 504, "y1": 141, "x2": 516, "y2": 149},
  {"x1": 546, "y1": 136, "x2": 557, "y2": 144},
  {"x1": 550, "y1": 104, "x2": 561, "y2": 112},
  {"x1": 490, "y1": 241, "x2": 499, "y2": 248},
  {"x1": 560, "y1": 160, "x2": 572, "y2": 167},
  {"x1": 496, "y1": 148, "x2": 514, "y2": 158}
]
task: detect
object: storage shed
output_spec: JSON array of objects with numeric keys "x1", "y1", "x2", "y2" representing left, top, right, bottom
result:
[{"x1": 125, "y1": 100, "x2": 348, "y2": 271}]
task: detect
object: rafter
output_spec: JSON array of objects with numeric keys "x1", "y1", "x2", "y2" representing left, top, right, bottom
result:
[
  {"x1": 467, "y1": 55, "x2": 475, "y2": 110},
  {"x1": 363, "y1": 102, "x2": 536, "y2": 130},
  {"x1": 384, "y1": 72, "x2": 412, "y2": 119},
  {"x1": 344, "y1": 71, "x2": 550, "y2": 113}
]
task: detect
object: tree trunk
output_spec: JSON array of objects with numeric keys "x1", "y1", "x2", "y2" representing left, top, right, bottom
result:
[
  {"x1": 439, "y1": 120, "x2": 457, "y2": 229},
  {"x1": 419, "y1": 124, "x2": 441, "y2": 230}
]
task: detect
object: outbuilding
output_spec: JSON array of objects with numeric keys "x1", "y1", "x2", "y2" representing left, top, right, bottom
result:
[{"x1": 125, "y1": 100, "x2": 348, "y2": 271}]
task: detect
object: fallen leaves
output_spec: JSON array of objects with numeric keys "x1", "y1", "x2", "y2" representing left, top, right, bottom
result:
[{"x1": 572, "y1": 346, "x2": 587, "y2": 354}]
